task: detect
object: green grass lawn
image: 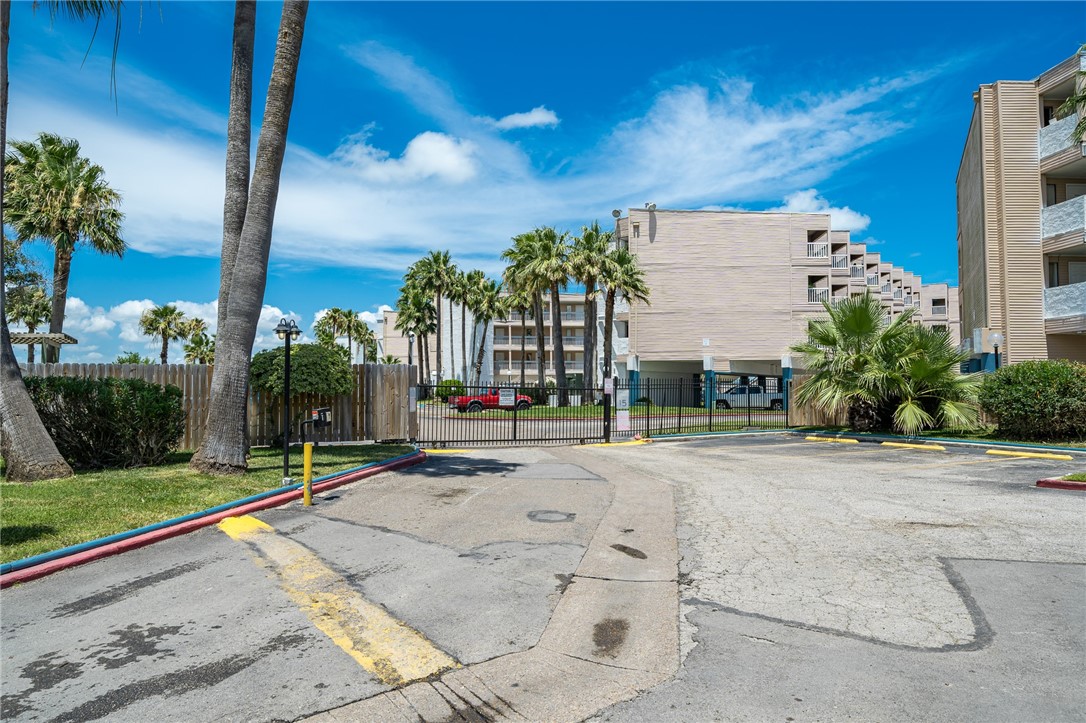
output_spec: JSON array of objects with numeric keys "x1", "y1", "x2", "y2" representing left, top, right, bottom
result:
[
  {"x1": 1062, "y1": 473, "x2": 1086, "y2": 482},
  {"x1": 0, "y1": 444, "x2": 412, "y2": 565},
  {"x1": 443, "y1": 405, "x2": 785, "y2": 419}
]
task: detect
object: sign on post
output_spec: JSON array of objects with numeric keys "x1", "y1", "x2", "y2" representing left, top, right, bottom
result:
[
  {"x1": 616, "y1": 410, "x2": 631, "y2": 431},
  {"x1": 499, "y1": 387, "x2": 516, "y2": 407},
  {"x1": 616, "y1": 389, "x2": 630, "y2": 410},
  {"x1": 603, "y1": 378, "x2": 614, "y2": 395}
]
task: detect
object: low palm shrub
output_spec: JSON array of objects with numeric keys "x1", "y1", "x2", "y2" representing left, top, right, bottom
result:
[
  {"x1": 434, "y1": 379, "x2": 465, "y2": 402},
  {"x1": 24, "y1": 377, "x2": 186, "y2": 469},
  {"x1": 978, "y1": 360, "x2": 1086, "y2": 441}
]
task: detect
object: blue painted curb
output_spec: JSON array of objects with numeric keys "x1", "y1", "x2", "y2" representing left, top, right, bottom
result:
[{"x1": 0, "y1": 450, "x2": 421, "y2": 576}]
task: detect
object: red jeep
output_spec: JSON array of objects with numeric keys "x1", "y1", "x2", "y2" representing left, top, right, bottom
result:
[{"x1": 449, "y1": 388, "x2": 533, "y2": 413}]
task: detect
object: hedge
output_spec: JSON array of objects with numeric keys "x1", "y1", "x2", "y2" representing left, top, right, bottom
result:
[{"x1": 978, "y1": 360, "x2": 1086, "y2": 442}]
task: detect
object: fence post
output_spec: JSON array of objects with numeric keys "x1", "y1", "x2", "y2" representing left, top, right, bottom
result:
[
  {"x1": 747, "y1": 390, "x2": 752, "y2": 427},
  {"x1": 677, "y1": 378, "x2": 683, "y2": 435},
  {"x1": 603, "y1": 381, "x2": 611, "y2": 444}
]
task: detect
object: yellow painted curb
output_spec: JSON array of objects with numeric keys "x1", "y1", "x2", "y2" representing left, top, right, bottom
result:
[
  {"x1": 219, "y1": 515, "x2": 459, "y2": 685},
  {"x1": 805, "y1": 436, "x2": 859, "y2": 444},
  {"x1": 583, "y1": 439, "x2": 651, "y2": 447},
  {"x1": 420, "y1": 449, "x2": 474, "y2": 454},
  {"x1": 986, "y1": 449, "x2": 1074, "y2": 461},
  {"x1": 881, "y1": 442, "x2": 946, "y2": 452}
]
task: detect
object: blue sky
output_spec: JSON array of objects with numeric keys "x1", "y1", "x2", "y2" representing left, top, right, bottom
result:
[{"x1": 6, "y1": 1, "x2": 1084, "y2": 363}]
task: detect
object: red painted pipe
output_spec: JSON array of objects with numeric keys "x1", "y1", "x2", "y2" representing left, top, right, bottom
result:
[{"x1": 1, "y1": 450, "x2": 426, "y2": 588}]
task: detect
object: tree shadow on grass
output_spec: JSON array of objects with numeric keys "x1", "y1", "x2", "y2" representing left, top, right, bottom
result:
[{"x1": 1, "y1": 524, "x2": 58, "y2": 546}]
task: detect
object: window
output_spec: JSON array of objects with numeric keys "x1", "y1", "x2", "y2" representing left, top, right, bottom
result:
[
  {"x1": 1049, "y1": 261, "x2": 1060, "y2": 288},
  {"x1": 632, "y1": 223, "x2": 640, "y2": 238},
  {"x1": 616, "y1": 321, "x2": 629, "y2": 338},
  {"x1": 932, "y1": 325, "x2": 947, "y2": 334},
  {"x1": 1046, "y1": 184, "x2": 1057, "y2": 206}
]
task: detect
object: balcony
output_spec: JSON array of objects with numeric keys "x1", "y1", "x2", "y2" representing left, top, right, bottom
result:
[
  {"x1": 495, "y1": 361, "x2": 555, "y2": 372},
  {"x1": 560, "y1": 312, "x2": 585, "y2": 322},
  {"x1": 930, "y1": 305, "x2": 947, "y2": 317},
  {"x1": 598, "y1": 296, "x2": 630, "y2": 317},
  {"x1": 881, "y1": 282, "x2": 891, "y2": 294},
  {"x1": 614, "y1": 337, "x2": 629, "y2": 355},
  {"x1": 904, "y1": 294, "x2": 913, "y2": 305},
  {"x1": 1042, "y1": 194, "x2": 1086, "y2": 244},
  {"x1": 831, "y1": 254, "x2": 847, "y2": 269},
  {"x1": 808, "y1": 287, "x2": 829, "y2": 303},
  {"x1": 1040, "y1": 111, "x2": 1079, "y2": 161},
  {"x1": 850, "y1": 265, "x2": 864, "y2": 279},
  {"x1": 1044, "y1": 281, "x2": 1086, "y2": 319},
  {"x1": 807, "y1": 242, "x2": 830, "y2": 259},
  {"x1": 866, "y1": 274, "x2": 879, "y2": 286},
  {"x1": 893, "y1": 289, "x2": 903, "y2": 300}
]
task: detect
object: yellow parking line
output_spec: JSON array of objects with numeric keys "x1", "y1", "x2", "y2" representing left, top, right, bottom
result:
[
  {"x1": 219, "y1": 515, "x2": 459, "y2": 685},
  {"x1": 583, "y1": 439, "x2": 650, "y2": 447},
  {"x1": 881, "y1": 442, "x2": 946, "y2": 452},
  {"x1": 421, "y1": 449, "x2": 475, "y2": 454},
  {"x1": 986, "y1": 449, "x2": 1074, "y2": 461},
  {"x1": 805, "y1": 436, "x2": 859, "y2": 444}
]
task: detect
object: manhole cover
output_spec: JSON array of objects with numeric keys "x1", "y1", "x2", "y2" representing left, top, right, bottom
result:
[{"x1": 527, "y1": 510, "x2": 576, "y2": 523}]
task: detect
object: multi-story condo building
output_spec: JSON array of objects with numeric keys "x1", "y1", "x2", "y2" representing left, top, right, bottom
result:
[
  {"x1": 957, "y1": 49, "x2": 1086, "y2": 366},
  {"x1": 604, "y1": 208, "x2": 959, "y2": 384}
]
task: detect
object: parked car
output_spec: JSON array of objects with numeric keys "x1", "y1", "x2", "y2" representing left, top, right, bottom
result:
[
  {"x1": 449, "y1": 388, "x2": 534, "y2": 413},
  {"x1": 714, "y1": 385, "x2": 784, "y2": 410}
]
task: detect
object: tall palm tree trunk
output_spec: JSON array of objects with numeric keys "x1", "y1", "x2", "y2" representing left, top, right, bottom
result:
[
  {"x1": 473, "y1": 320, "x2": 488, "y2": 381},
  {"x1": 0, "y1": 1, "x2": 72, "y2": 481},
  {"x1": 460, "y1": 303, "x2": 467, "y2": 384},
  {"x1": 583, "y1": 285, "x2": 596, "y2": 393},
  {"x1": 435, "y1": 294, "x2": 443, "y2": 381},
  {"x1": 25, "y1": 323, "x2": 35, "y2": 364},
  {"x1": 532, "y1": 293, "x2": 546, "y2": 389},
  {"x1": 551, "y1": 284, "x2": 569, "y2": 406},
  {"x1": 448, "y1": 298, "x2": 455, "y2": 379},
  {"x1": 160, "y1": 334, "x2": 169, "y2": 365},
  {"x1": 421, "y1": 333, "x2": 430, "y2": 383},
  {"x1": 192, "y1": 0, "x2": 308, "y2": 475},
  {"x1": 519, "y1": 311, "x2": 526, "y2": 389},
  {"x1": 215, "y1": 0, "x2": 255, "y2": 338},
  {"x1": 45, "y1": 247, "x2": 73, "y2": 363}
]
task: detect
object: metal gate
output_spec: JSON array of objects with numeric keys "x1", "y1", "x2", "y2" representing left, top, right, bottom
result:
[{"x1": 413, "y1": 376, "x2": 787, "y2": 446}]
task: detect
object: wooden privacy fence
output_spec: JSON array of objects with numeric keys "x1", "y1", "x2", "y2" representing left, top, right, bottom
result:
[
  {"x1": 20, "y1": 363, "x2": 417, "y2": 449},
  {"x1": 787, "y1": 375, "x2": 846, "y2": 427}
]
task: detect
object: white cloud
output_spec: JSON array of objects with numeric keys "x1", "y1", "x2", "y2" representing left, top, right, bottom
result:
[
  {"x1": 332, "y1": 129, "x2": 478, "y2": 183},
  {"x1": 486, "y1": 106, "x2": 560, "y2": 130},
  {"x1": 768, "y1": 189, "x2": 871, "y2": 232}
]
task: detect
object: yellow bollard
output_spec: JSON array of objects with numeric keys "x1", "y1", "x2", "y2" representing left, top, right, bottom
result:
[{"x1": 303, "y1": 442, "x2": 314, "y2": 506}]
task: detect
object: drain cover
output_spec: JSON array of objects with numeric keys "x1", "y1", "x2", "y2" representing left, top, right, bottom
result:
[{"x1": 527, "y1": 510, "x2": 576, "y2": 523}]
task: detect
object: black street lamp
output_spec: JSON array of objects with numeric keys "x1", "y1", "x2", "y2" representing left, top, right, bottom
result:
[
  {"x1": 408, "y1": 331, "x2": 415, "y2": 374},
  {"x1": 275, "y1": 317, "x2": 301, "y2": 484},
  {"x1": 987, "y1": 330, "x2": 1004, "y2": 371}
]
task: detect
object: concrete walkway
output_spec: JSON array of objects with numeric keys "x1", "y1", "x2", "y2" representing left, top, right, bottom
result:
[{"x1": 304, "y1": 446, "x2": 680, "y2": 722}]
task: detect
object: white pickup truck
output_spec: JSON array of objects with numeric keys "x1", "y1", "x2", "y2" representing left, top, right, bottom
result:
[{"x1": 714, "y1": 385, "x2": 784, "y2": 411}]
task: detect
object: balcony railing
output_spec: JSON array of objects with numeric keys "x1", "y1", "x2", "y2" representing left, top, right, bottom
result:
[
  {"x1": 560, "y1": 312, "x2": 585, "y2": 321},
  {"x1": 893, "y1": 289, "x2": 903, "y2": 300},
  {"x1": 1044, "y1": 281, "x2": 1086, "y2": 319},
  {"x1": 831, "y1": 254, "x2": 847, "y2": 269},
  {"x1": 930, "y1": 305, "x2": 947, "y2": 316},
  {"x1": 807, "y1": 242, "x2": 830, "y2": 258},
  {"x1": 808, "y1": 287, "x2": 829, "y2": 303},
  {"x1": 1041, "y1": 194, "x2": 1086, "y2": 240},
  {"x1": 904, "y1": 294, "x2": 913, "y2": 305},
  {"x1": 495, "y1": 361, "x2": 555, "y2": 372},
  {"x1": 913, "y1": 299, "x2": 921, "y2": 308},
  {"x1": 1040, "y1": 111, "x2": 1079, "y2": 160},
  {"x1": 881, "y1": 283, "x2": 891, "y2": 294},
  {"x1": 866, "y1": 274, "x2": 879, "y2": 286},
  {"x1": 850, "y1": 265, "x2": 864, "y2": 278}
]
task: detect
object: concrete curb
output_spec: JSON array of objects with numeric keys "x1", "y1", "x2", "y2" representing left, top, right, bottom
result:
[
  {"x1": 1036, "y1": 478, "x2": 1086, "y2": 491},
  {"x1": 0, "y1": 450, "x2": 427, "y2": 589},
  {"x1": 788, "y1": 430, "x2": 1086, "y2": 456}
]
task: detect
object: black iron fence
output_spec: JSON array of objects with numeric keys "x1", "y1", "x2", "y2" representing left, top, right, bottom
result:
[{"x1": 414, "y1": 375, "x2": 787, "y2": 446}]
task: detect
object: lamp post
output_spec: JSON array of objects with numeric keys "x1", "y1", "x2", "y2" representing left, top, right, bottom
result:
[
  {"x1": 275, "y1": 317, "x2": 301, "y2": 484},
  {"x1": 987, "y1": 331, "x2": 1004, "y2": 371}
]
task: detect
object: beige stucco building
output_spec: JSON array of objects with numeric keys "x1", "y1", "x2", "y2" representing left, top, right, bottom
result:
[
  {"x1": 957, "y1": 49, "x2": 1086, "y2": 366},
  {"x1": 608, "y1": 208, "x2": 960, "y2": 382}
]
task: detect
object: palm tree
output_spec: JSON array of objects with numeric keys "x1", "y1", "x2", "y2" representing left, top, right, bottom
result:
[
  {"x1": 600, "y1": 247, "x2": 650, "y2": 383},
  {"x1": 504, "y1": 286, "x2": 533, "y2": 390},
  {"x1": 791, "y1": 292, "x2": 980, "y2": 434},
  {"x1": 396, "y1": 282, "x2": 435, "y2": 382},
  {"x1": 180, "y1": 317, "x2": 208, "y2": 341},
  {"x1": 502, "y1": 233, "x2": 547, "y2": 390},
  {"x1": 407, "y1": 250, "x2": 457, "y2": 382},
  {"x1": 5, "y1": 132, "x2": 125, "y2": 362},
  {"x1": 1, "y1": 0, "x2": 122, "y2": 482},
  {"x1": 184, "y1": 333, "x2": 216, "y2": 365},
  {"x1": 380, "y1": 354, "x2": 401, "y2": 364},
  {"x1": 349, "y1": 316, "x2": 377, "y2": 363},
  {"x1": 140, "y1": 304, "x2": 188, "y2": 365},
  {"x1": 524, "y1": 227, "x2": 572, "y2": 405},
  {"x1": 471, "y1": 279, "x2": 505, "y2": 384},
  {"x1": 8, "y1": 284, "x2": 50, "y2": 363},
  {"x1": 1056, "y1": 44, "x2": 1086, "y2": 142},
  {"x1": 462, "y1": 269, "x2": 485, "y2": 383},
  {"x1": 315, "y1": 307, "x2": 348, "y2": 349},
  {"x1": 116, "y1": 350, "x2": 151, "y2": 364},
  {"x1": 570, "y1": 221, "x2": 611, "y2": 393}
]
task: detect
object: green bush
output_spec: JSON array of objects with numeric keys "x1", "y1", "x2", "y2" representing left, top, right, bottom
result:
[
  {"x1": 24, "y1": 377, "x2": 186, "y2": 469},
  {"x1": 978, "y1": 360, "x2": 1086, "y2": 441},
  {"x1": 435, "y1": 379, "x2": 465, "y2": 402},
  {"x1": 519, "y1": 380, "x2": 556, "y2": 405},
  {"x1": 250, "y1": 343, "x2": 353, "y2": 396}
]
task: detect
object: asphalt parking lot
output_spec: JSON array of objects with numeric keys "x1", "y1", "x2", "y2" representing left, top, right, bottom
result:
[{"x1": 2, "y1": 434, "x2": 1083, "y2": 722}]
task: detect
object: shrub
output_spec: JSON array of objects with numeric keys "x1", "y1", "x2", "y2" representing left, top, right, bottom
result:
[
  {"x1": 978, "y1": 360, "x2": 1086, "y2": 441},
  {"x1": 250, "y1": 343, "x2": 353, "y2": 396},
  {"x1": 24, "y1": 377, "x2": 186, "y2": 469},
  {"x1": 435, "y1": 379, "x2": 465, "y2": 402},
  {"x1": 635, "y1": 396, "x2": 653, "y2": 406}
]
